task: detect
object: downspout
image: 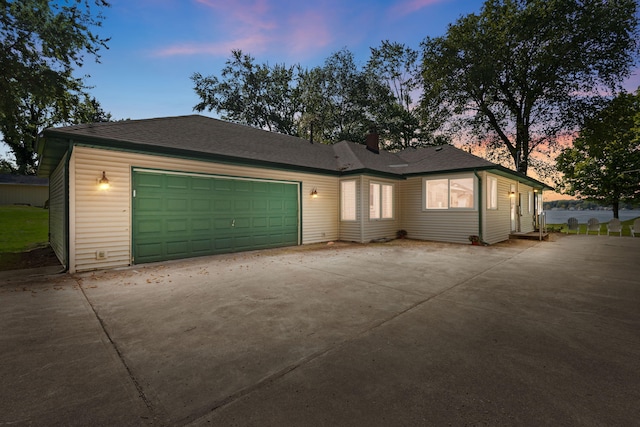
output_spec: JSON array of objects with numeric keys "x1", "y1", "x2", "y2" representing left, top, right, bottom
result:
[
  {"x1": 473, "y1": 170, "x2": 488, "y2": 246},
  {"x1": 63, "y1": 140, "x2": 74, "y2": 272}
]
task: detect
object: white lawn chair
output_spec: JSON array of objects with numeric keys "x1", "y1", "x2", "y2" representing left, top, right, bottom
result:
[
  {"x1": 630, "y1": 218, "x2": 640, "y2": 237},
  {"x1": 586, "y1": 218, "x2": 600, "y2": 235},
  {"x1": 565, "y1": 217, "x2": 580, "y2": 234},
  {"x1": 607, "y1": 218, "x2": 622, "y2": 236}
]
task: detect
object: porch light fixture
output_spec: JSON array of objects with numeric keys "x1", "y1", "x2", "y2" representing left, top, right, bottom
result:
[
  {"x1": 98, "y1": 171, "x2": 110, "y2": 190},
  {"x1": 310, "y1": 188, "x2": 318, "y2": 198},
  {"x1": 509, "y1": 191, "x2": 516, "y2": 197}
]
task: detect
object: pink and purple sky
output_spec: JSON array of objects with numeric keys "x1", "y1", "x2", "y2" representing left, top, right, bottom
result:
[
  {"x1": 85, "y1": 0, "x2": 639, "y2": 120},
  {"x1": 82, "y1": 0, "x2": 499, "y2": 120}
]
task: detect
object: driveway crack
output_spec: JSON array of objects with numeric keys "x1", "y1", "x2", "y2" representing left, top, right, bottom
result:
[{"x1": 75, "y1": 277, "x2": 167, "y2": 425}]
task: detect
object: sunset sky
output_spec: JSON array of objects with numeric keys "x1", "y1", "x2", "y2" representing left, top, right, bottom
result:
[
  {"x1": 4, "y1": 0, "x2": 639, "y2": 199},
  {"x1": 83, "y1": 0, "x2": 638, "y2": 121},
  {"x1": 84, "y1": 0, "x2": 493, "y2": 120}
]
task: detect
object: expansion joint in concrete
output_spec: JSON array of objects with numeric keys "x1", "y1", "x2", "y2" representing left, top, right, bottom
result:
[{"x1": 75, "y1": 277, "x2": 167, "y2": 426}]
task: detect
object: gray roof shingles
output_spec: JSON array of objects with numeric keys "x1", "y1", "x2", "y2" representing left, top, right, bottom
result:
[{"x1": 43, "y1": 115, "x2": 545, "y2": 187}]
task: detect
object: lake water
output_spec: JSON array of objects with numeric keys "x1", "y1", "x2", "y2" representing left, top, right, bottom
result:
[{"x1": 542, "y1": 209, "x2": 640, "y2": 224}]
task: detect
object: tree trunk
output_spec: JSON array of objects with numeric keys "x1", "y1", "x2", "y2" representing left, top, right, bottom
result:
[{"x1": 612, "y1": 200, "x2": 620, "y2": 219}]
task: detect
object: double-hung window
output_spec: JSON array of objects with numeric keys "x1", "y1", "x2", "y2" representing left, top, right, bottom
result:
[
  {"x1": 487, "y1": 176, "x2": 498, "y2": 210},
  {"x1": 425, "y1": 177, "x2": 475, "y2": 210},
  {"x1": 370, "y1": 182, "x2": 393, "y2": 219},
  {"x1": 341, "y1": 180, "x2": 356, "y2": 221}
]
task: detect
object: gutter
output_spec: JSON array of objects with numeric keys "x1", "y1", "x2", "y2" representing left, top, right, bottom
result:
[{"x1": 473, "y1": 169, "x2": 489, "y2": 246}]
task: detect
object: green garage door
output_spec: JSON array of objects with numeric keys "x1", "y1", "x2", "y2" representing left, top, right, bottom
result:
[{"x1": 132, "y1": 170, "x2": 299, "y2": 264}]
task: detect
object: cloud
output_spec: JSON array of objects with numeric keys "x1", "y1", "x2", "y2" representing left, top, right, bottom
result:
[
  {"x1": 153, "y1": 0, "x2": 336, "y2": 58},
  {"x1": 389, "y1": 0, "x2": 448, "y2": 18}
]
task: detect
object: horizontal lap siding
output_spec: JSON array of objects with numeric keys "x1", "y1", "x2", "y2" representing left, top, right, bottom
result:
[
  {"x1": 49, "y1": 155, "x2": 67, "y2": 266},
  {"x1": 70, "y1": 146, "x2": 339, "y2": 272},
  {"x1": 484, "y1": 174, "x2": 512, "y2": 244},
  {"x1": 362, "y1": 176, "x2": 401, "y2": 242},
  {"x1": 0, "y1": 185, "x2": 48, "y2": 207},
  {"x1": 400, "y1": 176, "x2": 478, "y2": 244}
]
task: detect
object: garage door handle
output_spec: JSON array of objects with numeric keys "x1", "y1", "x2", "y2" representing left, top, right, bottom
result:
[{"x1": 231, "y1": 219, "x2": 235, "y2": 227}]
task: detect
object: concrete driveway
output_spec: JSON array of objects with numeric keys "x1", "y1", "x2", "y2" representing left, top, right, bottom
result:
[{"x1": 1, "y1": 235, "x2": 639, "y2": 426}]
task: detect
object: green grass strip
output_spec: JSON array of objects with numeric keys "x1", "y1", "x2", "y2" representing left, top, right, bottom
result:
[{"x1": 0, "y1": 206, "x2": 49, "y2": 252}]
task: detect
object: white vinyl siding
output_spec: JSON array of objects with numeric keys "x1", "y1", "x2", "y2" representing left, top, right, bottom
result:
[
  {"x1": 341, "y1": 180, "x2": 356, "y2": 221},
  {"x1": 49, "y1": 154, "x2": 67, "y2": 266},
  {"x1": 483, "y1": 174, "x2": 512, "y2": 244},
  {"x1": 0, "y1": 184, "x2": 48, "y2": 207},
  {"x1": 363, "y1": 177, "x2": 399, "y2": 242},
  {"x1": 68, "y1": 146, "x2": 339, "y2": 272},
  {"x1": 401, "y1": 176, "x2": 478, "y2": 244}
]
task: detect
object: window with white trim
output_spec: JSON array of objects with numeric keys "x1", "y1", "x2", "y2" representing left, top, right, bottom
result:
[
  {"x1": 341, "y1": 180, "x2": 356, "y2": 221},
  {"x1": 370, "y1": 182, "x2": 393, "y2": 219},
  {"x1": 426, "y1": 179, "x2": 449, "y2": 209},
  {"x1": 487, "y1": 176, "x2": 498, "y2": 210},
  {"x1": 425, "y1": 177, "x2": 475, "y2": 210},
  {"x1": 528, "y1": 191, "x2": 533, "y2": 214}
]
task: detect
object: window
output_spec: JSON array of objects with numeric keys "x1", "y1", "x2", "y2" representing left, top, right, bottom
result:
[
  {"x1": 426, "y1": 179, "x2": 449, "y2": 209},
  {"x1": 528, "y1": 191, "x2": 533, "y2": 214},
  {"x1": 341, "y1": 180, "x2": 356, "y2": 221},
  {"x1": 370, "y1": 182, "x2": 393, "y2": 219},
  {"x1": 450, "y1": 178, "x2": 474, "y2": 208},
  {"x1": 425, "y1": 177, "x2": 475, "y2": 210},
  {"x1": 487, "y1": 176, "x2": 498, "y2": 210}
]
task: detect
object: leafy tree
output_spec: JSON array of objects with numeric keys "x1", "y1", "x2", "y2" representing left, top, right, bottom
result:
[
  {"x1": 0, "y1": 93, "x2": 112, "y2": 174},
  {"x1": 421, "y1": 0, "x2": 639, "y2": 175},
  {"x1": 0, "y1": 156, "x2": 16, "y2": 174},
  {"x1": 192, "y1": 50, "x2": 301, "y2": 135},
  {"x1": 556, "y1": 91, "x2": 640, "y2": 218},
  {"x1": 297, "y1": 48, "x2": 372, "y2": 144},
  {"x1": 0, "y1": 0, "x2": 110, "y2": 174},
  {"x1": 367, "y1": 41, "x2": 449, "y2": 149}
]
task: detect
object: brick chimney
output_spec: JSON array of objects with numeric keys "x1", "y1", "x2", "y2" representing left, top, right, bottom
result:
[{"x1": 366, "y1": 130, "x2": 379, "y2": 154}]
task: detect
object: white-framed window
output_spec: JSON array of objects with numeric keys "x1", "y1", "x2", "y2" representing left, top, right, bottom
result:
[
  {"x1": 425, "y1": 177, "x2": 476, "y2": 210},
  {"x1": 426, "y1": 179, "x2": 449, "y2": 209},
  {"x1": 370, "y1": 182, "x2": 393, "y2": 219},
  {"x1": 528, "y1": 191, "x2": 533, "y2": 214},
  {"x1": 487, "y1": 176, "x2": 498, "y2": 210},
  {"x1": 341, "y1": 180, "x2": 356, "y2": 221}
]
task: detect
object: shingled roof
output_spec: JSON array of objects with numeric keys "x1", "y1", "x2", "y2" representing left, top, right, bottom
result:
[{"x1": 40, "y1": 115, "x2": 551, "y2": 189}]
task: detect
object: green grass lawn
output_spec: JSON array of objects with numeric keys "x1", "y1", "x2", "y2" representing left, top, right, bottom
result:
[
  {"x1": 548, "y1": 216, "x2": 640, "y2": 237},
  {"x1": 0, "y1": 205, "x2": 49, "y2": 252}
]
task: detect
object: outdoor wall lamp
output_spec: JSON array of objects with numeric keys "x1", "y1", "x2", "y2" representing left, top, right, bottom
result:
[
  {"x1": 509, "y1": 191, "x2": 516, "y2": 197},
  {"x1": 310, "y1": 188, "x2": 318, "y2": 198},
  {"x1": 98, "y1": 171, "x2": 110, "y2": 190}
]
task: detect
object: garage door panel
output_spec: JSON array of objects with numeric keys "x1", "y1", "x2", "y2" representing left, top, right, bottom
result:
[
  {"x1": 214, "y1": 199, "x2": 232, "y2": 211},
  {"x1": 166, "y1": 219, "x2": 188, "y2": 232},
  {"x1": 192, "y1": 177, "x2": 212, "y2": 191},
  {"x1": 133, "y1": 171, "x2": 299, "y2": 264},
  {"x1": 167, "y1": 176, "x2": 188, "y2": 189},
  {"x1": 234, "y1": 199, "x2": 251, "y2": 211},
  {"x1": 166, "y1": 240, "x2": 189, "y2": 255},
  {"x1": 192, "y1": 218, "x2": 212, "y2": 231},
  {"x1": 138, "y1": 197, "x2": 162, "y2": 211},
  {"x1": 192, "y1": 199, "x2": 211, "y2": 211}
]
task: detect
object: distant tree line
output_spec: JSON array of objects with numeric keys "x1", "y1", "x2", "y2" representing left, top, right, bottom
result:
[{"x1": 544, "y1": 200, "x2": 639, "y2": 211}]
